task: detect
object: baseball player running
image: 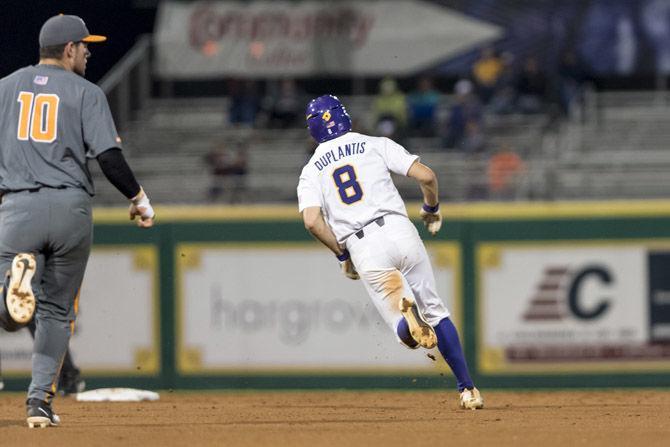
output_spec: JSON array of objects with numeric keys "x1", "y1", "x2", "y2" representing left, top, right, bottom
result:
[
  {"x1": 298, "y1": 95, "x2": 483, "y2": 409},
  {"x1": 0, "y1": 14, "x2": 155, "y2": 428}
]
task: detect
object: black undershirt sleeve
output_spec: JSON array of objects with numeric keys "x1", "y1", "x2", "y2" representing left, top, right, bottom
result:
[{"x1": 96, "y1": 148, "x2": 141, "y2": 199}]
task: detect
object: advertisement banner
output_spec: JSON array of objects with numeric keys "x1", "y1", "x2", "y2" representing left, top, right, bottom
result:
[
  {"x1": 0, "y1": 247, "x2": 159, "y2": 376},
  {"x1": 155, "y1": 0, "x2": 501, "y2": 78},
  {"x1": 477, "y1": 241, "x2": 670, "y2": 374},
  {"x1": 176, "y1": 242, "x2": 461, "y2": 374}
]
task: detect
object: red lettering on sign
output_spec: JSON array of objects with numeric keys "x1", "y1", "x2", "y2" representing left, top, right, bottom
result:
[{"x1": 188, "y1": 5, "x2": 375, "y2": 49}]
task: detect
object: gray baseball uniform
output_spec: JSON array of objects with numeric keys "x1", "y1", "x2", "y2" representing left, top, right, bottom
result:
[{"x1": 0, "y1": 64, "x2": 119, "y2": 402}]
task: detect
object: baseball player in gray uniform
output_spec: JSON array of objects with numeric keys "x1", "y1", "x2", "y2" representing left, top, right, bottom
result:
[
  {"x1": 298, "y1": 95, "x2": 483, "y2": 410},
  {"x1": 0, "y1": 14, "x2": 155, "y2": 428}
]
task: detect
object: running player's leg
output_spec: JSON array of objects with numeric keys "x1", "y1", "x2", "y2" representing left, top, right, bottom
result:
[
  {"x1": 358, "y1": 268, "x2": 406, "y2": 332},
  {"x1": 29, "y1": 251, "x2": 89, "y2": 402},
  {"x1": 347, "y1": 219, "x2": 436, "y2": 350},
  {"x1": 28, "y1": 189, "x2": 91, "y2": 403},
  {"x1": 30, "y1": 313, "x2": 71, "y2": 402},
  {"x1": 28, "y1": 320, "x2": 84, "y2": 395},
  {"x1": 347, "y1": 227, "x2": 408, "y2": 338},
  {"x1": 397, "y1": 222, "x2": 476, "y2": 393},
  {"x1": 0, "y1": 193, "x2": 46, "y2": 333}
]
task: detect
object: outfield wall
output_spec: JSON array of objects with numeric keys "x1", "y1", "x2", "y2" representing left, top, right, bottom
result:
[{"x1": 4, "y1": 201, "x2": 670, "y2": 390}]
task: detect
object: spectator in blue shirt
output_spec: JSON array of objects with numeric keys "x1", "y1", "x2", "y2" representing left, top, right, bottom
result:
[{"x1": 408, "y1": 76, "x2": 441, "y2": 137}]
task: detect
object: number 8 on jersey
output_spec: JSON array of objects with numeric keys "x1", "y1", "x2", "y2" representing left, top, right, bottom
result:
[{"x1": 332, "y1": 164, "x2": 363, "y2": 204}]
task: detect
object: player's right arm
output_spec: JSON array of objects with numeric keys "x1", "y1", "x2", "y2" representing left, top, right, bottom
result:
[
  {"x1": 298, "y1": 167, "x2": 359, "y2": 280},
  {"x1": 301, "y1": 206, "x2": 342, "y2": 256},
  {"x1": 298, "y1": 167, "x2": 345, "y2": 256},
  {"x1": 302, "y1": 207, "x2": 359, "y2": 280},
  {"x1": 407, "y1": 160, "x2": 442, "y2": 236}
]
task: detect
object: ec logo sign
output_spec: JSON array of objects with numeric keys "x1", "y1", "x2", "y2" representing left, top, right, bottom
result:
[
  {"x1": 524, "y1": 264, "x2": 613, "y2": 321},
  {"x1": 568, "y1": 266, "x2": 612, "y2": 319}
]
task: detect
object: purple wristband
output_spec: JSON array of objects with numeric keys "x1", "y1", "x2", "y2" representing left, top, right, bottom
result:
[
  {"x1": 336, "y1": 249, "x2": 350, "y2": 262},
  {"x1": 422, "y1": 203, "x2": 439, "y2": 213}
]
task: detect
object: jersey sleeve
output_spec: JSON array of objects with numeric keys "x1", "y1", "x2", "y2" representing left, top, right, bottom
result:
[
  {"x1": 381, "y1": 137, "x2": 419, "y2": 176},
  {"x1": 297, "y1": 168, "x2": 322, "y2": 212},
  {"x1": 82, "y1": 85, "x2": 122, "y2": 158}
]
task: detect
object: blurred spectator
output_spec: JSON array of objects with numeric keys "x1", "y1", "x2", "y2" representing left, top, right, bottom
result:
[
  {"x1": 487, "y1": 145, "x2": 525, "y2": 200},
  {"x1": 579, "y1": 0, "x2": 637, "y2": 75},
  {"x1": 262, "y1": 78, "x2": 304, "y2": 129},
  {"x1": 489, "y1": 51, "x2": 518, "y2": 115},
  {"x1": 228, "y1": 79, "x2": 260, "y2": 127},
  {"x1": 205, "y1": 140, "x2": 249, "y2": 203},
  {"x1": 462, "y1": 120, "x2": 486, "y2": 153},
  {"x1": 372, "y1": 77, "x2": 407, "y2": 140},
  {"x1": 516, "y1": 57, "x2": 548, "y2": 114},
  {"x1": 557, "y1": 50, "x2": 587, "y2": 118},
  {"x1": 642, "y1": 0, "x2": 670, "y2": 74},
  {"x1": 472, "y1": 47, "x2": 504, "y2": 104},
  {"x1": 407, "y1": 76, "x2": 440, "y2": 137},
  {"x1": 465, "y1": 152, "x2": 489, "y2": 201},
  {"x1": 444, "y1": 79, "x2": 483, "y2": 150}
]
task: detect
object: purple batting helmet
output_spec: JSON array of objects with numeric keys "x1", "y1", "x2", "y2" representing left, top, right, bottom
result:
[{"x1": 305, "y1": 95, "x2": 352, "y2": 143}]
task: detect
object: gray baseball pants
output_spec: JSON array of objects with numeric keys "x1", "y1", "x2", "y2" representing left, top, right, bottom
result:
[{"x1": 0, "y1": 187, "x2": 92, "y2": 402}]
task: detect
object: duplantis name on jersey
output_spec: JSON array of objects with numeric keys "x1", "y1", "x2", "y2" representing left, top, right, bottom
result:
[{"x1": 314, "y1": 141, "x2": 366, "y2": 171}]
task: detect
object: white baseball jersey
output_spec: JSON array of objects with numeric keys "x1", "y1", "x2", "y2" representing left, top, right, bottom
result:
[
  {"x1": 297, "y1": 131, "x2": 419, "y2": 244},
  {"x1": 297, "y1": 131, "x2": 450, "y2": 334}
]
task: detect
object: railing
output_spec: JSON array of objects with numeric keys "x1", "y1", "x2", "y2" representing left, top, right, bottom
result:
[{"x1": 98, "y1": 34, "x2": 152, "y2": 132}]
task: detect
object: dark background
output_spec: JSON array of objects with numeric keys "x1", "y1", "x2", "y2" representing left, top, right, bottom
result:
[
  {"x1": 0, "y1": 0, "x2": 157, "y2": 82},
  {"x1": 3, "y1": 0, "x2": 668, "y2": 92}
]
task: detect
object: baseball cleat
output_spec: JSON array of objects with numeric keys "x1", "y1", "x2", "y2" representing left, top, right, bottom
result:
[
  {"x1": 399, "y1": 297, "x2": 437, "y2": 349},
  {"x1": 26, "y1": 398, "x2": 60, "y2": 428},
  {"x1": 460, "y1": 387, "x2": 484, "y2": 410},
  {"x1": 6, "y1": 253, "x2": 36, "y2": 324}
]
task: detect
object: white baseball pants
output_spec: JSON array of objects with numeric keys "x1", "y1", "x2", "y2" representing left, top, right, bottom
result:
[{"x1": 345, "y1": 213, "x2": 450, "y2": 334}]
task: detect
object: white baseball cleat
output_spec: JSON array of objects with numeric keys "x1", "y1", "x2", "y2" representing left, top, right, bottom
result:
[
  {"x1": 6, "y1": 253, "x2": 36, "y2": 324},
  {"x1": 460, "y1": 387, "x2": 484, "y2": 410},
  {"x1": 399, "y1": 297, "x2": 437, "y2": 349}
]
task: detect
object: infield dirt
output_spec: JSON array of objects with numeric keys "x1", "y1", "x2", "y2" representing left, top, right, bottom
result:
[{"x1": 1, "y1": 390, "x2": 669, "y2": 447}]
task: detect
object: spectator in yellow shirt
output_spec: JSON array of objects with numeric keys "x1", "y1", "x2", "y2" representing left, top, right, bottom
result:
[
  {"x1": 372, "y1": 77, "x2": 408, "y2": 140},
  {"x1": 472, "y1": 47, "x2": 504, "y2": 104}
]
